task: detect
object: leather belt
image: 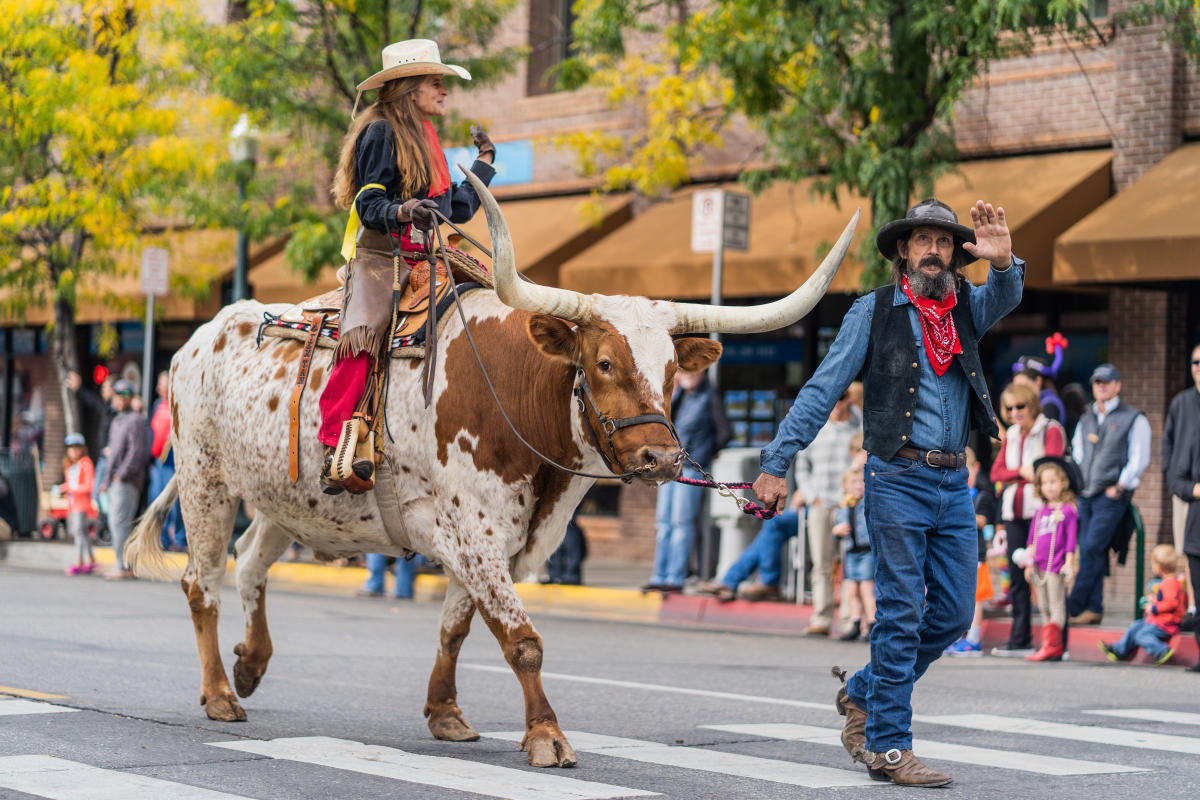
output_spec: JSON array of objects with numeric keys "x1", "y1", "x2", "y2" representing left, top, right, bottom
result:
[
  {"x1": 896, "y1": 445, "x2": 966, "y2": 469},
  {"x1": 289, "y1": 313, "x2": 326, "y2": 483}
]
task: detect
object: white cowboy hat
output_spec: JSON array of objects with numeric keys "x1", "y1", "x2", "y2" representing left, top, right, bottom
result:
[{"x1": 356, "y1": 39, "x2": 471, "y2": 92}]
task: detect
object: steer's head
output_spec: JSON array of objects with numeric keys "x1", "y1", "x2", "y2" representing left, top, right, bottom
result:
[{"x1": 460, "y1": 167, "x2": 859, "y2": 482}]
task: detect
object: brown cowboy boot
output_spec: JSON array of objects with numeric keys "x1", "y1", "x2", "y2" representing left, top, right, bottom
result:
[
  {"x1": 832, "y1": 667, "x2": 866, "y2": 760},
  {"x1": 861, "y1": 748, "x2": 952, "y2": 787},
  {"x1": 320, "y1": 417, "x2": 375, "y2": 495}
]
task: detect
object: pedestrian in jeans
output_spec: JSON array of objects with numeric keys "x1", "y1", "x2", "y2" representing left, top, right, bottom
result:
[
  {"x1": 102, "y1": 379, "x2": 148, "y2": 580},
  {"x1": 643, "y1": 369, "x2": 731, "y2": 594},
  {"x1": 1163, "y1": 343, "x2": 1200, "y2": 615},
  {"x1": 1067, "y1": 363, "x2": 1151, "y2": 626},
  {"x1": 1099, "y1": 544, "x2": 1185, "y2": 665},
  {"x1": 754, "y1": 198, "x2": 1023, "y2": 787}
]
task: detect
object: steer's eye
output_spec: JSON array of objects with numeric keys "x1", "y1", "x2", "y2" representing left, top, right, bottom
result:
[{"x1": 597, "y1": 359, "x2": 612, "y2": 374}]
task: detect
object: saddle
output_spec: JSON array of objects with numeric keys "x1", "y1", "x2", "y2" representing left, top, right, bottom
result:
[
  {"x1": 257, "y1": 247, "x2": 492, "y2": 484},
  {"x1": 257, "y1": 247, "x2": 493, "y2": 359}
]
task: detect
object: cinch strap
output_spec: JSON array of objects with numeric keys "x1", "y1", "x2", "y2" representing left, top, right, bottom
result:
[{"x1": 341, "y1": 182, "x2": 387, "y2": 262}]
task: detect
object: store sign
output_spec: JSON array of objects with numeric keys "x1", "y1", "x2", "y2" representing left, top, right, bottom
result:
[
  {"x1": 719, "y1": 339, "x2": 805, "y2": 364},
  {"x1": 140, "y1": 247, "x2": 169, "y2": 297},
  {"x1": 691, "y1": 189, "x2": 751, "y2": 253},
  {"x1": 443, "y1": 138, "x2": 534, "y2": 187}
]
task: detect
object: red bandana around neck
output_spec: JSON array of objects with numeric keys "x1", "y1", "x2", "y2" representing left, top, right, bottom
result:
[
  {"x1": 423, "y1": 120, "x2": 451, "y2": 198},
  {"x1": 901, "y1": 275, "x2": 961, "y2": 376}
]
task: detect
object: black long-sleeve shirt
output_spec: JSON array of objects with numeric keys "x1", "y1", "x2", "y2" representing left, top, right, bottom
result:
[
  {"x1": 353, "y1": 120, "x2": 495, "y2": 236},
  {"x1": 1164, "y1": 387, "x2": 1200, "y2": 502}
]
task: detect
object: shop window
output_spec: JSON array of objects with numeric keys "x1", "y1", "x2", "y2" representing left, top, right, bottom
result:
[
  {"x1": 1087, "y1": 0, "x2": 1108, "y2": 18},
  {"x1": 528, "y1": 0, "x2": 575, "y2": 96}
]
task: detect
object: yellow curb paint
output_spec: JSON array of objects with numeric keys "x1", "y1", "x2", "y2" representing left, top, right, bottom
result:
[
  {"x1": 96, "y1": 546, "x2": 655, "y2": 620},
  {"x1": 0, "y1": 687, "x2": 69, "y2": 700}
]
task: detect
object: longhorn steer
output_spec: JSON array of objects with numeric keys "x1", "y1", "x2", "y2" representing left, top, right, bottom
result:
[{"x1": 126, "y1": 174, "x2": 857, "y2": 767}]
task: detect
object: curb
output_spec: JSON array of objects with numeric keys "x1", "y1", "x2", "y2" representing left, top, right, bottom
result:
[{"x1": 3, "y1": 541, "x2": 1195, "y2": 667}]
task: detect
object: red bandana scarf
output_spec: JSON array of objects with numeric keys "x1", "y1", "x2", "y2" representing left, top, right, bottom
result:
[
  {"x1": 423, "y1": 120, "x2": 451, "y2": 198},
  {"x1": 901, "y1": 275, "x2": 961, "y2": 376}
]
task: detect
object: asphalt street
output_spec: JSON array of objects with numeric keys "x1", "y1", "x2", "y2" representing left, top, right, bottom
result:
[{"x1": 2, "y1": 563, "x2": 1200, "y2": 800}]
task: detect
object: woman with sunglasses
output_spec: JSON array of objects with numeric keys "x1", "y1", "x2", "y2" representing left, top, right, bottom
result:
[{"x1": 989, "y1": 381, "x2": 1066, "y2": 656}]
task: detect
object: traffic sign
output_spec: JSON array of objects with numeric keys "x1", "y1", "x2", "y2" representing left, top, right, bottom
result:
[
  {"x1": 690, "y1": 190, "x2": 751, "y2": 253},
  {"x1": 141, "y1": 248, "x2": 169, "y2": 297},
  {"x1": 721, "y1": 192, "x2": 750, "y2": 252}
]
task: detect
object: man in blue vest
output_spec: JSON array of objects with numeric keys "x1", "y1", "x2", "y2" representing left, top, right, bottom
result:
[
  {"x1": 753, "y1": 198, "x2": 1023, "y2": 787},
  {"x1": 1066, "y1": 363, "x2": 1151, "y2": 626}
]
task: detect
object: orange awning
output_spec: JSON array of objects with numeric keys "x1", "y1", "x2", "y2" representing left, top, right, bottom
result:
[
  {"x1": 1054, "y1": 143, "x2": 1200, "y2": 283},
  {"x1": 559, "y1": 150, "x2": 1112, "y2": 299},
  {"x1": 248, "y1": 193, "x2": 634, "y2": 305}
]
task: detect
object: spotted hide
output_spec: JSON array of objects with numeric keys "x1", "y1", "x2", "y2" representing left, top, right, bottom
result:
[{"x1": 124, "y1": 175, "x2": 857, "y2": 769}]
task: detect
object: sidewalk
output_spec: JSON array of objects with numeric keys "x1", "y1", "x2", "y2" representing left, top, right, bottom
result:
[{"x1": 3, "y1": 539, "x2": 1195, "y2": 668}]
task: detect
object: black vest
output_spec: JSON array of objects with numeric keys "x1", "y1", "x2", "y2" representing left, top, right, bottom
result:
[{"x1": 862, "y1": 284, "x2": 999, "y2": 459}]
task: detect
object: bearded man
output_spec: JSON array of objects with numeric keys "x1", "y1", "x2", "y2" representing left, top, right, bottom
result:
[{"x1": 753, "y1": 198, "x2": 1023, "y2": 788}]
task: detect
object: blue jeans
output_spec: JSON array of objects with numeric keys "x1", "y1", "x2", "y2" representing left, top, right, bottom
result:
[
  {"x1": 1067, "y1": 494, "x2": 1128, "y2": 616},
  {"x1": 720, "y1": 510, "x2": 801, "y2": 589},
  {"x1": 1111, "y1": 619, "x2": 1172, "y2": 660},
  {"x1": 650, "y1": 480, "x2": 705, "y2": 587},
  {"x1": 363, "y1": 553, "x2": 422, "y2": 598},
  {"x1": 546, "y1": 514, "x2": 585, "y2": 584},
  {"x1": 149, "y1": 462, "x2": 185, "y2": 550},
  {"x1": 846, "y1": 454, "x2": 976, "y2": 752}
]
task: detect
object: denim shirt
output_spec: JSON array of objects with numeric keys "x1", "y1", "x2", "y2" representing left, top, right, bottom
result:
[
  {"x1": 760, "y1": 258, "x2": 1025, "y2": 477},
  {"x1": 673, "y1": 383, "x2": 720, "y2": 477}
]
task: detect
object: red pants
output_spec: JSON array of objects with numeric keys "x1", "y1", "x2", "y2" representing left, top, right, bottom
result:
[{"x1": 318, "y1": 353, "x2": 371, "y2": 447}]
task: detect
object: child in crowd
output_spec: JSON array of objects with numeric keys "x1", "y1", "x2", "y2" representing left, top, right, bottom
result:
[
  {"x1": 1099, "y1": 544, "x2": 1186, "y2": 666},
  {"x1": 1021, "y1": 456, "x2": 1079, "y2": 662},
  {"x1": 58, "y1": 433, "x2": 97, "y2": 575},
  {"x1": 946, "y1": 447, "x2": 997, "y2": 657},
  {"x1": 832, "y1": 466, "x2": 874, "y2": 641}
]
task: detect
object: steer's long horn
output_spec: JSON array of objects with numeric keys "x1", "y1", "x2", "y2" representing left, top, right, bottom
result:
[
  {"x1": 668, "y1": 209, "x2": 860, "y2": 334},
  {"x1": 461, "y1": 165, "x2": 593, "y2": 324}
]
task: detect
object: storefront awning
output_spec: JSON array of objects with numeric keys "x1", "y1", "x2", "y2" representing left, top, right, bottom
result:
[
  {"x1": 248, "y1": 193, "x2": 634, "y2": 305},
  {"x1": 1053, "y1": 143, "x2": 1200, "y2": 284},
  {"x1": 5, "y1": 229, "x2": 236, "y2": 326},
  {"x1": 558, "y1": 150, "x2": 1112, "y2": 299}
]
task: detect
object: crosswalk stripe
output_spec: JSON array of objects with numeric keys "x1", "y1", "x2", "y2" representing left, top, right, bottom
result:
[
  {"x1": 483, "y1": 731, "x2": 880, "y2": 788},
  {"x1": 0, "y1": 755, "x2": 251, "y2": 800},
  {"x1": 0, "y1": 699, "x2": 78, "y2": 717},
  {"x1": 1083, "y1": 708, "x2": 1200, "y2": 726},
  {"x1": 921, "y1": 713, "x2": 1200, "y2": 755},
  {"x1": 208, "y1": 736, "x2": 655, "y2": 800},
  {"x1": 701, "y1": 723, "x2": 1146, "y2": 775}
]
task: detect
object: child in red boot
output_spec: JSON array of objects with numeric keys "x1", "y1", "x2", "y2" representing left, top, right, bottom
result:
[{"x1": 1023, "y1": 457, "x2": 1079, "y2": 662}]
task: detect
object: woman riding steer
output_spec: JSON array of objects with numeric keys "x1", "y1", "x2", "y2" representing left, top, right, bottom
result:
[{"x1": 320, "y1": 38, "x2": 496, "y2": 495}]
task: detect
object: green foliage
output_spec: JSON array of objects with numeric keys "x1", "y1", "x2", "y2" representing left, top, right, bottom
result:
[
  {"x1": 567, "y1": 0, "x2": 1199, "y2": 290},
  {"x1": 177, "y1": 0, "x2": 523, "y2": 282}
]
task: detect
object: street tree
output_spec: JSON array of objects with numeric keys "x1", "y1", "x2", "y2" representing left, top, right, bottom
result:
[
  {"x1": 0, "y1": 0, "x2": 238, "y2": 445},
  {"x1": 563, "y1": 0, "x2": 1200, "y2": 289},
  {"x1": 177, "y1": 0, "x2": 523, "y2": 282}
]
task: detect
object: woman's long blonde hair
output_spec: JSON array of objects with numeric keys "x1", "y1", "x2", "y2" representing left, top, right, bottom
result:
[{"x1": 332, "y1": 76, "x2": 436, "y2": 209}]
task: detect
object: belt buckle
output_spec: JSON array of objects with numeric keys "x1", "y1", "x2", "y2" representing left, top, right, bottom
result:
[{"x1": 924, "y1": 449, "x2": 943, "y2": 468}]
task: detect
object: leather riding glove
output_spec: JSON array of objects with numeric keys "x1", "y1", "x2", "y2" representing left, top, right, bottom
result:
[
  {"x1": 470, "y1": 124, "x2": 496, "y2": 161},
  {"x1": 399, "y1": 198, "x2": 437, "y2": 232}
]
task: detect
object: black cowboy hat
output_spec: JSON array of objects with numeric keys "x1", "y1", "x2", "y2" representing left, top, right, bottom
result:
[
  {"x1": 875, "y1": 198, "x2": 977, "y2": 267},
  {"x1": 1032, "y1": 454, "x2": 1083, "y2": 496}
]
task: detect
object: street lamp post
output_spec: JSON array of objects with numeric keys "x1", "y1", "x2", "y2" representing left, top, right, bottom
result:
[{"x1": 228, "y1": 114, "x2": 259, "y2": 303}]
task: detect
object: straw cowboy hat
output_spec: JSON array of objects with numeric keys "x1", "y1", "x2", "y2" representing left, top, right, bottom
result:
[
  {"x1": 356, "y1": 39, "x2": 471, "y2": 92},
  {"x1": 875, "y1": 198, "x2": 977, "y2": 268}
]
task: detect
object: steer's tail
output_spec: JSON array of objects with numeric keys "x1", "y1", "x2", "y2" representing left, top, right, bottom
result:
[{"x1": 125, "y1": 475, "x2": 177, "y2": 580}]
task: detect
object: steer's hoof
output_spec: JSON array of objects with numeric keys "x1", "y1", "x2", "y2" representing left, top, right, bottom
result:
[
  {"x1": 232, "y1": 643, "x2": 265, "y2": 698},
  {"x1": 522, "y1": 724, "x2": 577, "y2": 768},
  {"x1": 201, "y1": 691, "x2": 247, "y2": 722},
  {"x1": 427, "y1": 708, "x2": 480, "y2": 742}
]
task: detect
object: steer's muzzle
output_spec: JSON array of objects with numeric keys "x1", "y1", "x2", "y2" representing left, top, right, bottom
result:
[{"x1": 632, "y1": 445, "x2": 683, "y2": 482}]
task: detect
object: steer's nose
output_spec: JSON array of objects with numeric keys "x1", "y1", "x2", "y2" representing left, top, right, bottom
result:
[{"x1": 634, "y1": 445, "x2": 682, "y2": 481}]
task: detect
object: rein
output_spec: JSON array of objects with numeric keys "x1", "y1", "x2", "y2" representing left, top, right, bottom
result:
[{"x1": 421, "y1": 206, "x2": 776, "y2": 518}]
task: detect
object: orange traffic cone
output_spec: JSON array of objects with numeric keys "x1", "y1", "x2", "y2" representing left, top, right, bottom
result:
[{"x1": 1026, "y1": 622, "x2": 1064, "y2": 662}]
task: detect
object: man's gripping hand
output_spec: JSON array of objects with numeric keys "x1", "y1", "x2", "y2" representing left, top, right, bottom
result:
[{"x1": 753, "y1": 472, "x2": 789, "y2": 515}]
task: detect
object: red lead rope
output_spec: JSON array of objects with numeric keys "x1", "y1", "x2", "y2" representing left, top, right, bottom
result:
[{"x1": 674, "y1": 477, "x2": 778, "y2": 520}]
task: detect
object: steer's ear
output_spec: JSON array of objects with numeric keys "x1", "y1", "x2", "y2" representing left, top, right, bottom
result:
[
  {"x1": 528, "y1": 314, "x2": 580, "y2": 364},
  {"x1": 674, "y1": 336, "x2": 722, "y2": 372}
]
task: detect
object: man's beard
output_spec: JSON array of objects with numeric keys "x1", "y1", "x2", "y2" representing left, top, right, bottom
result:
[{"x1": 906, "y1": 256, "x2": 956, "y2": 300}]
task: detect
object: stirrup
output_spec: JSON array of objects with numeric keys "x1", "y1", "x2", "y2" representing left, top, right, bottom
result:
[{"x1": 322, "y1": 418, "x2": 375, "y2": 495}]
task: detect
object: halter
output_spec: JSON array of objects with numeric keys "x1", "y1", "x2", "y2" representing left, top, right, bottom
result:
[{"x1": 572, "y1": 368, "x2": 679, "y2": 482}]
